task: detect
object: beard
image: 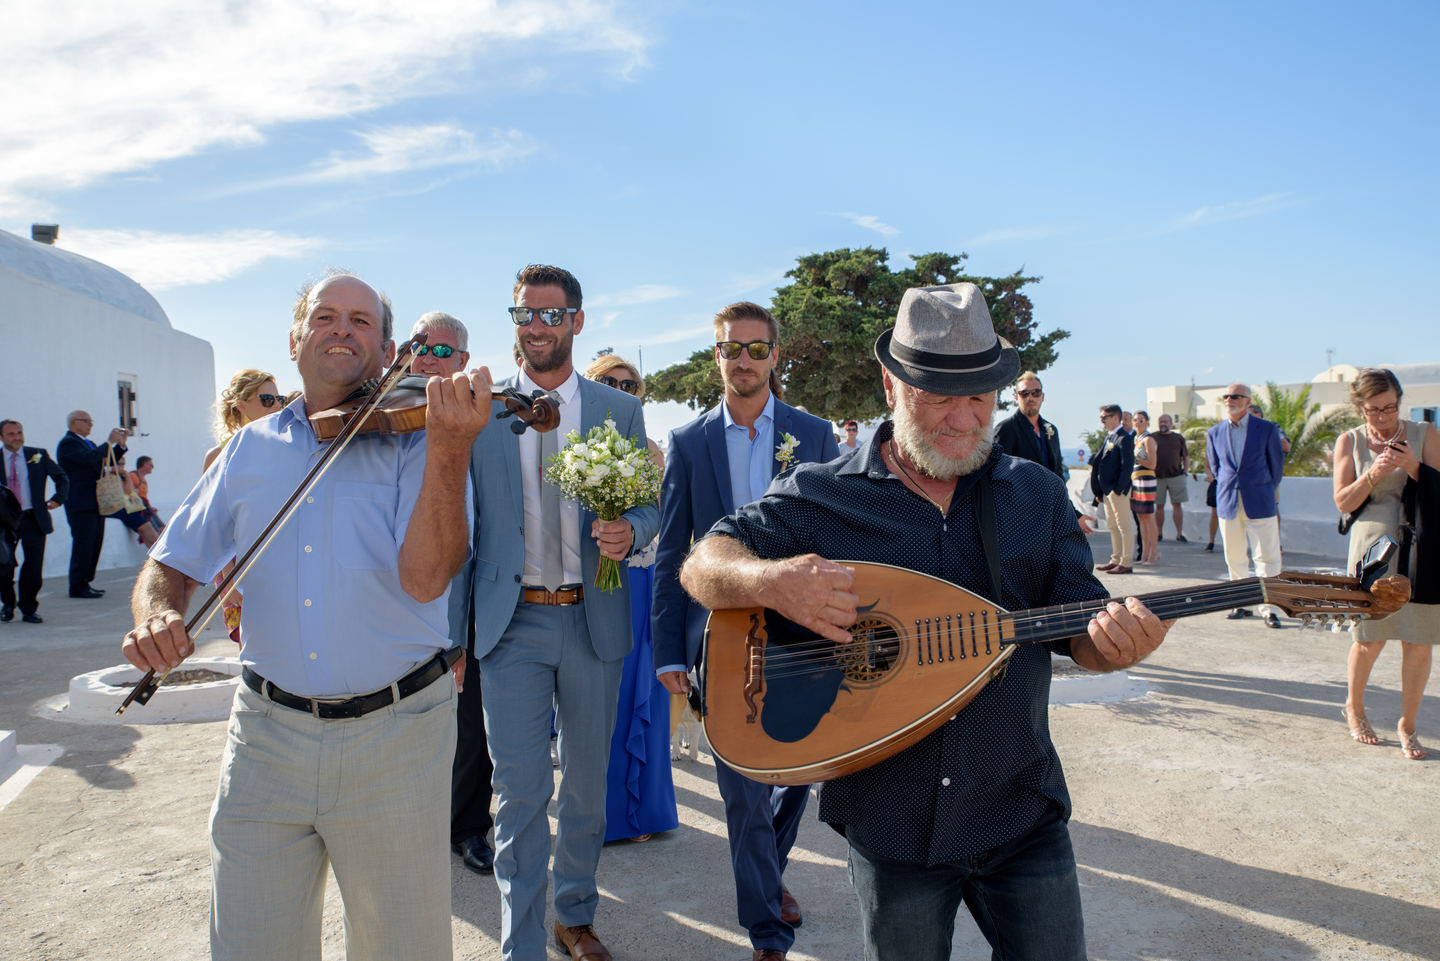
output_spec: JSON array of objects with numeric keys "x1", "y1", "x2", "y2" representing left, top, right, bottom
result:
[
  {"x1": 721, "y1": 367, "x2": 769, "y2": 399},
  {"x1": 519, "y1": 329, "x2": 574, "y2": 373},
  {"x1": 893, "y1": 406, "x2": 995, "y2": 480}
]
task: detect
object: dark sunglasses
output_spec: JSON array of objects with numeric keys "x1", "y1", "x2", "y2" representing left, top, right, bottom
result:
[
  {"x1": 1221, "y1": 393, "x2": 1249, "y2": 401},
  {"x1": 508, "y1": 306, "x2": 577, "y2": 327},
  {"x1": 597, "y1": 375, "x2": 641, "y2": 395},
  {"x1": 256, "y1": 394, "x2": 285, "y2": 409},
  {"x1": 716, "y1": 340, "x2": 775, "y2": 360},
  {"x1": 1016, "y1": 388, "x2": 1043, "y2": 398},
  {"x1": 414, "y1": 344, "x2": 457, "y2": 359}
]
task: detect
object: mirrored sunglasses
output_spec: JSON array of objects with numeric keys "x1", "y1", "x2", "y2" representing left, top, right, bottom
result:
[
  {"x1": 508, "y1": 306, "x2": 577, "y2": 327},
  {"x1": 716, "y1": 340, "x2": 775, "y2": 360},
  {"x1": 257, "y1": 394, "x2": 285, "y2": 408},
  {"x1": 1016, "y1": 388, "x2": 1043, "y2": 398},
  {"x1": 597, "y1": 375, "x2": 641, "y2": 395},
  {"x1": 414, "y1": 344, "x2": 456, "y2": 358}
]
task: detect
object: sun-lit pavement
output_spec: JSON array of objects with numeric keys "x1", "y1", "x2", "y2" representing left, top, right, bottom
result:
[{"x1": 1, "y1": 537, "x2": 1435, "y2": 960}]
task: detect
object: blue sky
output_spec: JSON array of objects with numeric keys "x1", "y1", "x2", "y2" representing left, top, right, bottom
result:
[{"x1": 4, "y1": 0, "x2": 1436, "y2": 453}]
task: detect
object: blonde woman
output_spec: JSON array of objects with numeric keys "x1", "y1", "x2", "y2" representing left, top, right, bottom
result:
[
  {"x1": 1333, "y1": 367, "x2": 1440, "y2": 759},
  {"x1": 1131, "y1": 410, "x2": 1159, "y2": 564},
  {"x1": 203, "y1": 369, "x2": 282, "y2": 471},
  {"x1": 203, "y1": 368, "x2": 280, "y2": 643},
  {"x1": 581, "y1": 354, "x2": 678, "y2": 842}
]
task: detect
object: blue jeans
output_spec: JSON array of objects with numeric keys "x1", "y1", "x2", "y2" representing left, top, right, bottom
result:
[{"x1": 846, "y1": 808, "x2": 1085, "y2": 961}]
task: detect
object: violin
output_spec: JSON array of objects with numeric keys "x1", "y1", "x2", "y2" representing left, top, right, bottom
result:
[{"x1": 310, "y1": 374, "x2": 562, "y2": 439}]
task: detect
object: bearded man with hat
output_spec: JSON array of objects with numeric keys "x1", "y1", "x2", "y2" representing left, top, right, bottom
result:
[{"x1": 679, "y1": 283, "x2": 1172, "y2": 961}]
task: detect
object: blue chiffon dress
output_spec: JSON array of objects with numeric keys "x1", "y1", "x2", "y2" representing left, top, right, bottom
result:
[{"x1": 603, "y1": 544, "x2": 680, "y2": 841}]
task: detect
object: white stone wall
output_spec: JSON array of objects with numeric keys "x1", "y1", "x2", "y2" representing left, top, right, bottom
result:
[{"x1": 1, "y1": 253, "x2": 214, "y2": 579}]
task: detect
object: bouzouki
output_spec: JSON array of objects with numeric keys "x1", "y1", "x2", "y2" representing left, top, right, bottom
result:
[{"x1": 701, "y1": 546, "x2": 1409, "y2": 786}]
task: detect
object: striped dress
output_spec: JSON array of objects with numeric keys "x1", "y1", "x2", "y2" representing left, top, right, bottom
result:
[{"x1": 1131, "y1": 430, "x2": 1156, "y2": 514}]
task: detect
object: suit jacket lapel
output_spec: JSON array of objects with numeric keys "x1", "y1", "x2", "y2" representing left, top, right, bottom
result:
[
  {"x1": 771, "y1": 403, "x2": 791, "y2": 478},
  {"x1": 703, "y1": 406, "x2": 736, "y2": 516},
  {"x1": 495, "y1": 375, "x2": 524, "y2": 519}
]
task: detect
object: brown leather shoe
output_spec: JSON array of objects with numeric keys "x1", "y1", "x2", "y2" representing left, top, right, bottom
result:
[
  {"x1": 555, "y1": 922, "x2": 612, "y2": 961},
  {"x1": 752, "y1": 950, "x2": 787, "y2": 961},
  {"x1": 780, "y1": 884, "x2": 802, "y2": 927},
  {"x1": 1095, "y1": 562, "x2": 1117, "y2": 572},
  {"x1": 1108, "y1": 565, "x2": 1133, "y2": 574}
]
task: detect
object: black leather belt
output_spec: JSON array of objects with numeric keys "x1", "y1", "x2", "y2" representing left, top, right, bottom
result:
[{"x1": 242, "y1": 647, "x2": 462, "y2": 719}]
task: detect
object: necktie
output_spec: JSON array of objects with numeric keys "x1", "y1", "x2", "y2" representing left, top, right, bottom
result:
[
  {"x1": 539, "y1": 426, "x2": 563, "y2": 592},
  {"x1": 7, "y1": 452, "x2": 21, "y2": 505}
]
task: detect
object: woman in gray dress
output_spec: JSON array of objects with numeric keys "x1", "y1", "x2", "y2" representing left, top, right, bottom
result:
[{"x1": 1332, "y1": 368, "x2": 1440, "y2": 760}]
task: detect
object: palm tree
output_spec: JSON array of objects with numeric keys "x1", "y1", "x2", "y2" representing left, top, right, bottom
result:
[
  {"x1": 1180, "y1": 416, "x2": 1219, "y2": 476},
  {"x1": 1256, "y1": 381, "x2": 1359, "y2": 477}
]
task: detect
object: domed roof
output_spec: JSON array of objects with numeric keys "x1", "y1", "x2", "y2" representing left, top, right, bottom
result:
[{"x1": 0, "y1": 227, "x2": 170, "y2": 327}]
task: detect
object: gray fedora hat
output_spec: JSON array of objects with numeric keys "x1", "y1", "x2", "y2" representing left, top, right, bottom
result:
[{"x1": 874, "y1": 282, "x2": 1019, "y2": 395}]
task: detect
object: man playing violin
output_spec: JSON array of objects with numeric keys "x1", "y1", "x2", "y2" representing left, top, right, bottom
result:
[
  {"x1": 679, "y1": 283, "x2": 1172, "y2": 961},
  {"x1": 122, "y1": 272, "x2": 494, "y2": 961}
]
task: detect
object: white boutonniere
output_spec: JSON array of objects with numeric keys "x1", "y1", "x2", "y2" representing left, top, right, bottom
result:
[
  {"x1": 28, "y1": 453, "x2": 42, "y2": 464},
  {"x1": 1044, "y1": 423, "x2": 1056, "y2": 440},
  {"x1": 776, "y1": 432, "x2": 800, "y2": 470}
]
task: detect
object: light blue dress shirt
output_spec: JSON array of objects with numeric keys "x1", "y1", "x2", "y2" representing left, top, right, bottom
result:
[
  {"x1": 1227, "y1": 412, "x2": 1251, "y2": 464},
  {"x1": 723, "y1": 393, "x2": 777, "y2": 508},
  {"x1": 153, "y1": 399, "x2": 466, "y2": 696}
]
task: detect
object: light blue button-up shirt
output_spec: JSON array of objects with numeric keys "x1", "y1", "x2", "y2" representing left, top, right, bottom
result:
[
  {"x1": 1227, "y1": 412, "x2": 1251, "y2": 464},
  {"x1": 722, "y1": 392, "x2": 777, "y2": 508},
  {"x1": 153, "y1": 399, "x2": 465, "y2": 696}
]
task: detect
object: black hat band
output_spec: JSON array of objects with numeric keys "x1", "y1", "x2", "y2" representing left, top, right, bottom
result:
[{"x1": 889, "y1": 337, "x2": 1002, "y2": 373}]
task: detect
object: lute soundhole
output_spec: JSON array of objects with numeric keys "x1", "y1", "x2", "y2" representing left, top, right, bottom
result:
[{"x1": 838, "y1": 615, "x2": 905, "y2": 686}]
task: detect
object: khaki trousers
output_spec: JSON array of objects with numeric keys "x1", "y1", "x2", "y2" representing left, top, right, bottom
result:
[
  {"x1": 1102, "y1": 490, "x2": 1136, "y2": 566},
  {"x1": 1220, "y1": 499, "x2": 1283, "y2": 617}
]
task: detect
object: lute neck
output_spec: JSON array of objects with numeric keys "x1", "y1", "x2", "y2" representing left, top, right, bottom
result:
[{"x1": 1003, "y1": 578, "x2": 1268, "y2": 647}]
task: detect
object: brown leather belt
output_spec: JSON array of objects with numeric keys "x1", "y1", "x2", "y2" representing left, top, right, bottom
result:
[{"x1": 521, "y1": 585, "x2": 585, "y2": 606}]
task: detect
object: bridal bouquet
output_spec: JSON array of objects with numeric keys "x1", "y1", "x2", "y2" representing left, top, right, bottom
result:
[{"x1": 544, "y1": 417, "x2": 662, "y2": 592}]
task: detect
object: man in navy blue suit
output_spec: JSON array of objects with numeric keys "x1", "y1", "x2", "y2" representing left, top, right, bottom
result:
[
  {"x1": 1, "y1": 419, "x2": 69, "y2": 623},
  {"x1": 1088, "y1": 404, "x2": 1135, "y2": 574},
  {"x1": 652, "y1": 301, "x2": 840, "y2": 961},
  {"x1": 56, "y1": 410, "x2": 127, "y2": 598},
  {"x1": 1207, "y1": 382, "x2": 1285, "y2": 627}
]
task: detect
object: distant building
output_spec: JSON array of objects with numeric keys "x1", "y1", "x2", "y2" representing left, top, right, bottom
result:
[
  {"x1": 0, "y1": 226, "x2": 214, "y2": 577},
  {"x1": 1146, "y1": 363, "x2": 1440, "y2": 426}
]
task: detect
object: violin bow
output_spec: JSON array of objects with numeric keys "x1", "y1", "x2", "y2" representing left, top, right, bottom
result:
[{"x1": 116, "y1": 336, "x2": 428, "y2": 714}]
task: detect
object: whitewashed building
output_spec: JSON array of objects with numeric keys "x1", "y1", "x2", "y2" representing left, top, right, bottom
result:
[
  {"x1": 1147, "y1": 363, "x2": 1440, "y2": 426},
  {"x1": 0, "y1": 226, "x2": 214, "y2": 577}
]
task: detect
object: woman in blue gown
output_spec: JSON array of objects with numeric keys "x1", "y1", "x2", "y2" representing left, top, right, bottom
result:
[{"x1": 583, "y1": 356, "x2": 679, "y2": 842}]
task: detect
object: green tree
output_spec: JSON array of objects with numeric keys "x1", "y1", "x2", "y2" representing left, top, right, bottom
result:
[
  {"x1": 1256, "y1": 381, "x2": 1359, "y2": 477},
  {"x1": 645, "y1": 247, "x2": 1068, "y2": 420},
  {"x1": 1080, "y1": 428, "x2": 1108, "y2": 457},
  {"x1": 1181, "y1": 417, "x2": 1219, "y2": 477}
]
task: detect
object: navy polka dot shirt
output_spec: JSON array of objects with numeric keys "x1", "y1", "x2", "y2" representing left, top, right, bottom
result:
[{"x1": 708, "y1": 421, "x2": 1107, "y2": 865}]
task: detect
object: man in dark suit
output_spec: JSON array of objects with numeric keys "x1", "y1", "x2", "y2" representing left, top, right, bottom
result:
[
  {"x1": 1, "y1": 420, "x2": 69, "y2": 622},
  {"x1": 448, "y1": 265, "x2": 659, "y2": 961},
  {"x1": 56, "y1": 410, "x2": 126, "y2": 598},
  {"x1": 1089, "y1": 404, "x2": 1135, "y2": 574},
  {"x1": 994, "y1": 370, "x2": 1064, "y2": 478},
  {"x1": 1207, "y1": 382, "x2": 1285, "y2": 627},
  {"x1": 652, "y1": 301, "x2": 840, "y2": 961}
]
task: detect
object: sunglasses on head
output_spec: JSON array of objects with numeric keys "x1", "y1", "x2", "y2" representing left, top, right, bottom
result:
[
  {"x1": 414, "y1": 343, "x2": 456, "y2": 359},
  {"x1": 507, "y1": 306, "x2": 577, "y2": 327},
  {"x1": 257, "y1": 394, "x2": 285, "y2": 409},
  {"x1": 597, "y1": 375, "x2": 641, "y2": 395},
  {"x1": 716, "y1": 340, "x2": 775, "y2": 360}
]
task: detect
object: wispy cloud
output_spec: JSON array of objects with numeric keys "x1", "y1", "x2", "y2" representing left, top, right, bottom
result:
[
  {"x1": 0, "y1": 2, "x2": 650, "y2": 215},
  {"x1": 836, "y1": 212, "x2": 899, "y2": 237},
  {"x1": 1162, "y1": 193, "x2": 1296, "y2": 233},
  {"x1": 60, "y1": 228, "x2": 325, "y2": 290},
  {"x1": 252, "y1": 125, "x2": 535, "y2": 189},
  {"x1": 967, "y1": 225, "x2": 1068, "y2": 247},
  {"x1": 587, "y1": 284, "x2": 687, "y2": 309}
]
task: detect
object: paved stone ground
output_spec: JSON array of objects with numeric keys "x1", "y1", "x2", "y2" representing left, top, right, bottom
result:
[{"x1": 0, "y1": 536, "x2": 1436, "y2": 960}]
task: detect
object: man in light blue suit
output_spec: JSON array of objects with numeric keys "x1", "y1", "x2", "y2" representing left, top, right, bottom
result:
[
  {"x1": 449, "y1": 265, "x2": 659, "y2": 961},
  {"x1": 1206, "y1": 381, "x2": 1285, "y2": 626},
  {"x1": 652, "y1": 301, "x2": 840, "y2": 961}
]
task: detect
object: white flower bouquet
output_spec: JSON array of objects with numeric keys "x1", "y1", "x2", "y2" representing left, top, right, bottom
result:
[{"x1": 544, "y1": 416, "x2": 662, "y2": 592}]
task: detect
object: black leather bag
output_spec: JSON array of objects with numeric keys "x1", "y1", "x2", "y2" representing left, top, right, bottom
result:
[{"x1": 1338, "y1": 495, "x2": 1370, "y2": 536}]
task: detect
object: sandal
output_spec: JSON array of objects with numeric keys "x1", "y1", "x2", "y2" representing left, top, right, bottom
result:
[
  {"x1": 1398, "y1": 728, "x2": 1427, "y2": 760},
  {"x1": 1343, "y1": 708, "x2": 1379, "y2": 745}
]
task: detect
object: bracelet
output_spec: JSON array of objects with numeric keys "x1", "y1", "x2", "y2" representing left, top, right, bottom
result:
[{"x1": 1365, "y1": 472, "x2": 1377, "y2": 490}]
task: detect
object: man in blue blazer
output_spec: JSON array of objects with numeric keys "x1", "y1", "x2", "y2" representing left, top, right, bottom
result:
[
  {"x1": 56, "y1": 410, "x2": 127, "y2": 598},
  {"x1": 448, "y1": 265, "x2": 659, "y2": 961},
  {"x1": 1088, "y1": 404, "x2": 1135, "y2": 574},
  {"x1": 652, "y1": 301, "x2": 840, "y2": 961},
  {"x1": 1, "y1": 419, "x2": 70, "y2": 622},
  {"x1": 1206, "y1": 382, "x2": 1286, "y2": 626}
]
